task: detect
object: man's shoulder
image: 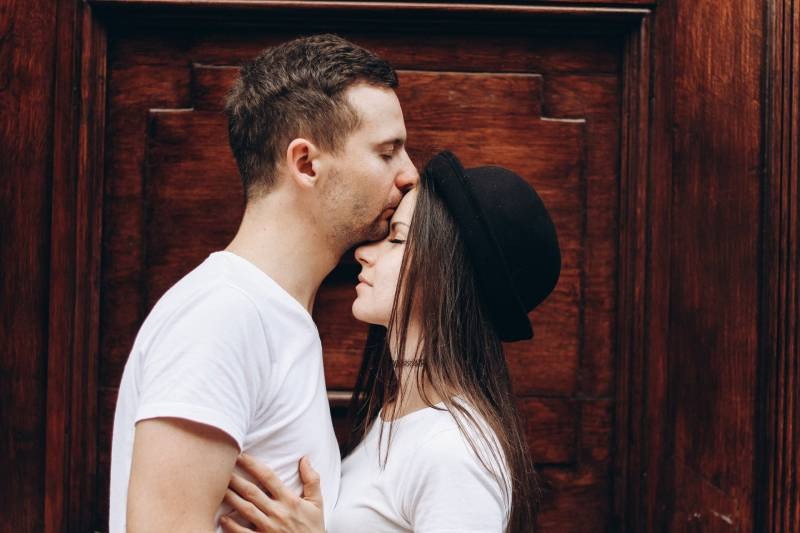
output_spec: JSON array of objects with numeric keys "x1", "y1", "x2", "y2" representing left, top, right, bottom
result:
[
  {"x1": 148, "y1": 277, "x2": 258, "y2": 328},
  {"x1": 135, "y1": 268, "x2": 269, "y2": 360}
]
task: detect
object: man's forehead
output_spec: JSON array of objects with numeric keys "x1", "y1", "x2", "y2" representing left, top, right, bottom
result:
[
  {"x1": 347, "y1": 85, "x2": 403, "y2": 119},
  {"x1": 344, "y1": 85, "x2": 406, "y2": 146}
]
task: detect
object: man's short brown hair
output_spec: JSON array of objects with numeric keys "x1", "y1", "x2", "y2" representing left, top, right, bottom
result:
[{"x1": 224, "y1": 34, "x2": 398, "y2": 198}]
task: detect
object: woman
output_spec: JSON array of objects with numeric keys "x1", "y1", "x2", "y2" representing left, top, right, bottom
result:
[{"x1": 220, "y1": 150, "x2": 561, "y2": 533}]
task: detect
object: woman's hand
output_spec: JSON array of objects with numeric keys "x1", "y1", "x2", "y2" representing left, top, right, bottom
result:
[{"x1": 219, "y1": 454, "x2": 324, "y2": 533}]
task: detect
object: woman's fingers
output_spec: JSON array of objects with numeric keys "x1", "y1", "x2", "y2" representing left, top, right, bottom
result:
[
  {"x1": 219, "y1": 514, "x2": 256, "y2": 533},
  {"x1": 223, "y1": 488, "x2": 274, "y2": 531},
  {"x1": 228, "y1": 473, "x2": 276, "y2": 515},
  {"x1": 298, "y1": 456, "x2": 323, "y2": 509},
  {"x1": 237, "y1": 453, "x2": 291, "y2": 502}
]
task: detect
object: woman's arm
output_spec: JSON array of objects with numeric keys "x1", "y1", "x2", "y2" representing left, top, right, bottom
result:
[{"x1": 219, "y1": 454, "x2": 325, "y2": 533}]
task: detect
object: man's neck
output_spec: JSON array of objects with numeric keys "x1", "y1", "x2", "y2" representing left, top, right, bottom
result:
[{"x1": 225, "y1": 194, "x2": 343, "y2": 314}]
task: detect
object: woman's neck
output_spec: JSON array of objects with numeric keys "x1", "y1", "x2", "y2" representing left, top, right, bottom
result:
[{"x1": 382, "y1": 321, "x2": 444, "y2": 421}]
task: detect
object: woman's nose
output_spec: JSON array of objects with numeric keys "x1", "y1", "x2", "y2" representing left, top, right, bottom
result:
[{"x1": 355, "y1": 243, "x2": 376, "y2": 266}]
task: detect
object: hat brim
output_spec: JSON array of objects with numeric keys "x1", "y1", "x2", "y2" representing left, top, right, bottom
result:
[{"x1": 424, "y1": 151, "x2": 533, "y2": 342}]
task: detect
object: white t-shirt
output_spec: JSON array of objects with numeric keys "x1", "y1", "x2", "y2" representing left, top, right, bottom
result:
[
  {"x1": 328, "y1": 402, "x2": 510, "y2": 533},
  {"x1": 109, "y1": 251, "x2": 341, "y2": 533}
]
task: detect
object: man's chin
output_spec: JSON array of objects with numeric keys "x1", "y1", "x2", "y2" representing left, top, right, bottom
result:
[{"x1": 360, "y1": 218, "x2": 391, "y2": 243}]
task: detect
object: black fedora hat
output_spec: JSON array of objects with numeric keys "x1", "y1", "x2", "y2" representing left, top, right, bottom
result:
[{"x1": 423, "y1": 150, "x2": 561, "y2": 342}]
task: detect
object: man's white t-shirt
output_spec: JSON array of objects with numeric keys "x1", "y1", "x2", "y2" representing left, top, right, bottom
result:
[
  {"x1": 328, "y1": 402, "x2": 510, "y2": 533},
  {"x1": 109, "y1": 251, "x2": 341, "y2": 532}
]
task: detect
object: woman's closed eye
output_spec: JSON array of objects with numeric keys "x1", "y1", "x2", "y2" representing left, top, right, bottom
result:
[{"x1": 389, "y1": 238, "x2": 406, "y2": 244}]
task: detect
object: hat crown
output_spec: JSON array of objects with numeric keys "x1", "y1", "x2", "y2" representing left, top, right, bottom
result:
[
  {"x1": 465, "y1": 166, "x2": 561, "y2": 312},
  {"x1": 425, "y1": 151, "x2": 561, "y2": 341},
  {"x1": 465, "y1": 165, "x2": 561, "y2": 312}
]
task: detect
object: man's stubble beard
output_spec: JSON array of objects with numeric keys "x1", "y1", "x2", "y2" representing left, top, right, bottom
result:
[{"x1": 324, "y1": 167, "x2": 391, "y2": 249}]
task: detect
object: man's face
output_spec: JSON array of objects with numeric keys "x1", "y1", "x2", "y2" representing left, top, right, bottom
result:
[{"x1": 320, "y1": 84, "x2": 419, "y2": 248}]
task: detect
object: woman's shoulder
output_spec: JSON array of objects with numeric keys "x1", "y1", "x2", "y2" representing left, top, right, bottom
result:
[
  {"x1": 409, "y1": 401, "x2": 505, "y2": 473},
  {"x1": 397, "y1": 402, "x2": 511, "y2": 529}
]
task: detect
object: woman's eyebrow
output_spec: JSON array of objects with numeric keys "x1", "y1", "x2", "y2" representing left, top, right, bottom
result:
[{"x1": 391, "y1": 221, "x2": 410, "y2": 231}]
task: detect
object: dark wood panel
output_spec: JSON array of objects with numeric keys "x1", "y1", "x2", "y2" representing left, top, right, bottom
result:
[
  {"x1": 138, "y1": 81, "x2": 586, "y2": 396},
  {"x1": 103, "y1": 36, "x2": 612, "y2": 394},
  {"x1": 544, "y1": 75, "x2": 619, "y2": 400},
  {"x1": 109, "y1": 27, "x2": 622, "y2": 74},
  {"x1": 536, "y1": 464, "x2": 609, "y2": 532},
  {"x1": 519, "y1": 397, "x2": 578, "y2": 465},
  {"x1": 667, "y1": 0, "x2": 762, "y2": 529},
  {"x1": 143, "y1": 110, "x2": 242, "y2": 306},
  {"x1": 614, "y1": 13, "x2": 667, "y2": 533},
  {"x1": 0, "y1": 0, "x2": 59, "y2": 532},
  {"x1": 100, "y1": 63, "x2": 192, "y2": 388},
  {"x1": 757, "y1": 0, "x2": 800, "y2": 530},
  {"x1": 610, "y1": 0, "x2": 766, "y2": 531}
]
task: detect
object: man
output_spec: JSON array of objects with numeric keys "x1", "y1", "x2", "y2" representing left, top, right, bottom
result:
[{"x1": 109, "y1": 34, "x2": 418, "y2": 532}]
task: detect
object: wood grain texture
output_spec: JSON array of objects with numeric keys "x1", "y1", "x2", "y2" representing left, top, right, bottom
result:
[
  {"x1": 0, "y1": 0, "x2": 58, "y2": 531},
  {"x1": 614, "y1": 14, "x2": 661, "y2": 532},
  {"x1": 44, "y1": 2, "x2": 83, "y2": 531},
  {"x1": 668, "y1": 0, "x2": 762, "y2": 528},
  {"x1": 636, "y1": 0, "x2": 764, "y2": 531},
  {"x1": 758, "y1": 0, "x2": 800, "y2": 530},
  {"x1": 42, "y1": 4, "x2": 109, "y2": 532}
]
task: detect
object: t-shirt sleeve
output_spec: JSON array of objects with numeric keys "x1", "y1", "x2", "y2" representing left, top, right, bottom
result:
[
  {"x1": 403, "y1": 429, "x2": 509, "y2": 533},
  {"x1": 134, "y1": 285, "x2": 270, "y2": 450}
]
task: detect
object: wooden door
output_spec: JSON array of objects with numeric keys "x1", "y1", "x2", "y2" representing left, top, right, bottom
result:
[
  {"x1": 94, "y1": 9, "x2": 629, "y2": 531},
  {"x1": 3, "y1": 0, "x2": 793, "y2": 532}
]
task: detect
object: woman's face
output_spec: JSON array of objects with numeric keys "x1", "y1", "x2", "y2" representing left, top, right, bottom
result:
[{"x1": 352, "y1": 188, "x2": 418, "y2": 327}]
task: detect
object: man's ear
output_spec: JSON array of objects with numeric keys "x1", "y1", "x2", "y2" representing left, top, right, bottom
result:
[{"x1": 285, "y1": 138, "x2": 321, "y2": 189}]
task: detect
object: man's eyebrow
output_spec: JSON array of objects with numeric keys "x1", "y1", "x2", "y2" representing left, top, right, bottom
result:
[{"x1": 377, "y1": 137, "x2": 406, "y2": 148}]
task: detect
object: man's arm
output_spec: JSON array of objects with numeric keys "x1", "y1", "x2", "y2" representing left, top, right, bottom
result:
[{"x1": 127, "y1": 417, "x2": 239, "y2": 533}]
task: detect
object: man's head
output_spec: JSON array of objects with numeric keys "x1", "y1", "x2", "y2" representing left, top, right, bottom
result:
[{"x1": 225, "y1": 34, "x2": 418, "y2": 247}]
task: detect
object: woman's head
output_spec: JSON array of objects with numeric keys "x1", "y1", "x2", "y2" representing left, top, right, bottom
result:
[{"x1": 349, "y1": 152, "x2": 550, "y2": 531}]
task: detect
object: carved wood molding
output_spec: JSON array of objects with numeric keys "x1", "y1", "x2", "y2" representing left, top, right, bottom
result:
[
  {"x1": 45, "y1": 3, "x2": 107, "y2": 532},
  {"x1": 758, "y1": 0, "x2": 800, "y2": 530},
  {"x1": 613, "y1": 12, "x2": 660, "y2": 533},
  {"x1": 87, "y1": 0, "x2": 654, "y2": 14}
]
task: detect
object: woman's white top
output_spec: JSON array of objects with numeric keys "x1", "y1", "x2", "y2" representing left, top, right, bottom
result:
[{"x1": 327, "y1": 402, "x2": 510, "y2": 533}]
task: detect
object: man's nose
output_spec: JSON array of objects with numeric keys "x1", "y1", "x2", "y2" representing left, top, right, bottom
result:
[{"x1": 395, "y1": 150, "x2": 419, "y2": 191}]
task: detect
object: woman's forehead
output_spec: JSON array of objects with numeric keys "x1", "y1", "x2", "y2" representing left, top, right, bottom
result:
[{"x1": 392, "y1": 188, "x2": 418, "y2": 225}]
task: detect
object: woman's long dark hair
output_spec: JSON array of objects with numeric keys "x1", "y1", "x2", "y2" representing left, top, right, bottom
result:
[{"x1": 346, "y1": 167, "x2": 541, "y2": 532}]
